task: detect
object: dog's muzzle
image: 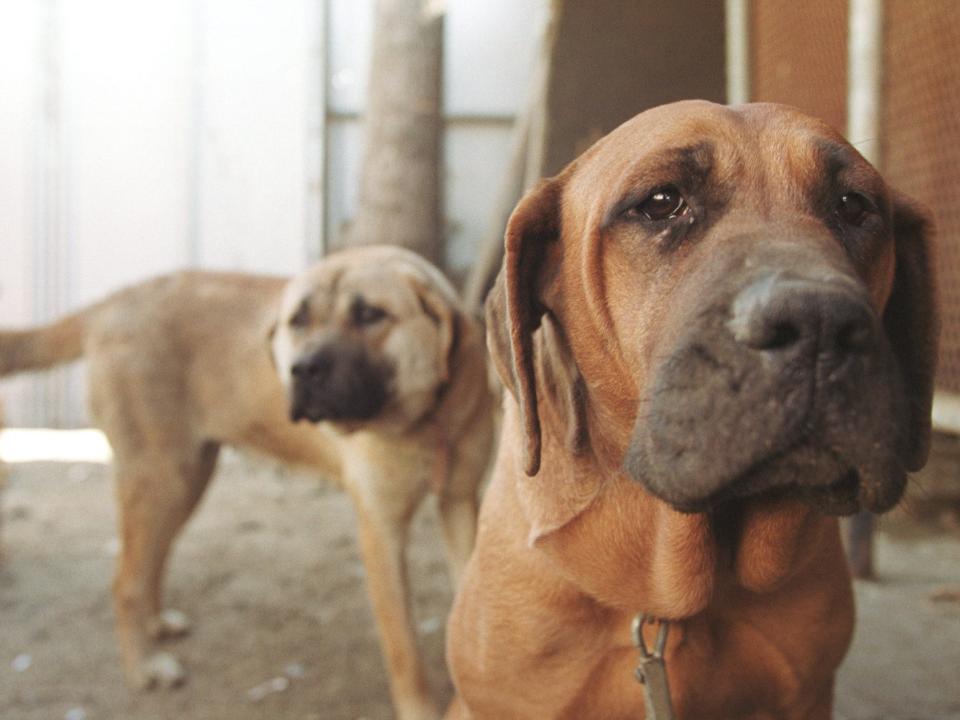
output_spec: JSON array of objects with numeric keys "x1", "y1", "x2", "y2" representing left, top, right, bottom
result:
[
  {"x1": 289, "y1": 341, "x2": 391, "y2": 424},
  {"x1": 624, "y1": 266, "x2": 909, "y2": 516},
  {"x1": 728, "y1": 273, "x2": 878, "y2": 362}
]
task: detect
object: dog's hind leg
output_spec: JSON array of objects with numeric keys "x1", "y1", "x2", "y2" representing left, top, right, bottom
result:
[{"x1": 111, "y1": 441, "x2": 220, "y2": 690}]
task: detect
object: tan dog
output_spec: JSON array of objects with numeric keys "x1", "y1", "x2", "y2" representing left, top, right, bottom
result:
[
  {"x1": 446, "y1": 101, "x2": 937, "y2": 719},
  {"x1": 0, "y1": 245, "x2": 493, "y2": 720}
]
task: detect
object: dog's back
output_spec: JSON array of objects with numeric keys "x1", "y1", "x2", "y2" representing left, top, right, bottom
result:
[
  {"x1": 0, "y1": 271, "x2": 323, "y2": 459},
  {"x1": 0, "y1": 270, "x2": 285, "y2": 379}
]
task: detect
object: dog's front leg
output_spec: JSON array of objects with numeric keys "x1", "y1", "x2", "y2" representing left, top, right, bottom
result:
[
  {"x1": 436, "y1": 407, "x2": 491, "y2": 588},
  {"x1": 352, "y1": 478, "x2": 438, "y2": 720},
  {"x1": 794, "y1": 688, "x2": 834, "y2": 720},
  {"x1": 437, "y1": 481, "x2": 478, "y2": 588}
]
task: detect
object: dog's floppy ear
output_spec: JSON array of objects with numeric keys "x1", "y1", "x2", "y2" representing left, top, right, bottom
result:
[
  {"x1": 410, "y1": 276, "x2": 460, "y2": 383},
  {"x1": 535, "y1": 312, "x2": 589, "y2": 457},
  {"x1": 486, "y1": 178, "x2": 563, "y2": 475},
  {"x1": 884, "y1": 191, "x2": 939, "y2": 471}
]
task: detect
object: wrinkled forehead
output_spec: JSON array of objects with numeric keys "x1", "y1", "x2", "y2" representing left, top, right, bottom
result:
[
  {"x1": 337, "y1": 265, "x2": 420, "y2": 313},
  {"x1": 282, "y1": 262, "x2": 419, "y2": 317},
  {"x1": 565, "y1": 101, "x2": 885, "y2": 210}
]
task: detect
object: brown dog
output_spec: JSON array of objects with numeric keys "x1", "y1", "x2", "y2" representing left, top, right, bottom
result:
[
  {"x1": 446, "y1": 101, "x2": 937, "y2": 719},
  {"x1": 0, "y1": 245, "x2": 493, "y2": 720}
]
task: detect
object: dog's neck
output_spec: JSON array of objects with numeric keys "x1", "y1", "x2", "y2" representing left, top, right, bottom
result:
[
  {"x1": 453, "y1": 399, "x2": 854, "y2": 718},
  {"x1": 507, "y1": 398, "x2": 843, "y2": 618},
  {"x1": 417, "y1": 313, "x2": 491, "y2": 445}
]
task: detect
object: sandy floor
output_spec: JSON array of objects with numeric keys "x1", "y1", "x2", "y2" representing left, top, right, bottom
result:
[{"x1": 1, "y1": 452, "x2": 959, "y2": 720}]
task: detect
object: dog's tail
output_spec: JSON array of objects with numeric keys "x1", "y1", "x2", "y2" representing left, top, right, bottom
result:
[{"x1": 0, "y1": 312, "x2": 87, "y2": 377}]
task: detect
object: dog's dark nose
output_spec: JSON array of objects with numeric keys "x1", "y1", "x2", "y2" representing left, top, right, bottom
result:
[
  {"x1": 730, "y1": 275, "x2": 877, "y2": 365},
  {"x1": 292, "y1": 348, "x2": 335, "y2": 382}
]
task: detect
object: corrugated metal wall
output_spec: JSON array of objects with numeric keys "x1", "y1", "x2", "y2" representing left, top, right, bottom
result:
[
  {"x1": 543, "y1": 0, "x2": 725, "y2": 177},
  {"x1": 883, "y1": 0, "x2": 960, "y2": 394},
  {"x1": 750, "y1": 0, "x2": 847, "y2": 133}
]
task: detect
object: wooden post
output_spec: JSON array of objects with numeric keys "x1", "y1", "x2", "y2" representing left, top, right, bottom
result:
[{"x1": 345, "y1": 0, "x2": 444, "y2": 266}]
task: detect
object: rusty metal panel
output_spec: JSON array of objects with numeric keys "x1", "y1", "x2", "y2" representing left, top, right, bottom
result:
[
  {"x1": 543, "y1": 0, "x2": 726, "y2": 176},
  {"x1": 883, "y1": 0, "x2": 960, "y2": 394},
  {"x1": 750, "y1": 0, "x2": 848, "y2": 133}
]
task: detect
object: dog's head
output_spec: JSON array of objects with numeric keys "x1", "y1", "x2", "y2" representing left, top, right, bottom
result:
[
  {"x1": 271, "y1": 245, "x2": 461, "y2": 434},
  {"x1": 489, "y1": 100, "x2": 937, "y2": 533}
]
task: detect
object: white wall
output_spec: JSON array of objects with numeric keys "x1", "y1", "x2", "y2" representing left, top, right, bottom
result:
[
  {"x1": 0, "y1": 0, "x2": 547, "y2": 426},
  {"x1": 199, "y1": 0, "x2": 320, "y2": 272},
  {"x1": 0, "y1": 2, "x2": 42, "y2": 426}
]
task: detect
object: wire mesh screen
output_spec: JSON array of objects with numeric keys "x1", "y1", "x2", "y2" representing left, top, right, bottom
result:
[
  {"x1": 750, "y1": 0, "x2": 848, "y2": 134},
  {"x1": 883, "y1": 0, "x2": 960, "y2": 394},
  {"x1": 750, "y1": 0, "x2": 959, "y2": 394}
]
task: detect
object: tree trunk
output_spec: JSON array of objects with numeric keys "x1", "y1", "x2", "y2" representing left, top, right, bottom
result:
[{"x1": 344, "y1": 0, "x2": 444, "y2": 267}]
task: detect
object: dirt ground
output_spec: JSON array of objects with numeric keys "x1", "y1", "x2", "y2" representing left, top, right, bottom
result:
[{"x1": 2, "y1": 451, "x2": 959, "y2": 720}]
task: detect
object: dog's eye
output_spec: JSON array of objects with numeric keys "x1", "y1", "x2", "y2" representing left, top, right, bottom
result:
[
  {"x1": 630, "y1": 186, "x2": 687, "y2": 221},
  {"x1": 353, "y1": 301, "x2": 388, "y2": 326},
  {"x1": 837, "y1": 192, "x2": 873, "y2": 226},
  {"x1": 289, "y1": 301, "x2": 310, "y2": 328}
]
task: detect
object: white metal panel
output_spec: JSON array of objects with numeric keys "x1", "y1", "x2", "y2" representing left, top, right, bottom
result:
[
  {"x1": 444, "y1": 124, "x2": 515, "y2": 273},
  {"x1": 328, "y1": 0, "x2": 373, "y2": 114},
  {"x1": 50, "y1": 0, "x2": 199, "y2": 425},
  {"x1": 329, "y1": 0, "x2": 548, "y2": 117},
  {"x1": 198, "y1": 0, "x2": 316, "y2": 274},
  {"x1": 444, "y1": 0, "x2": 549, "y2": 116},
  {"x1": 62, "y1": 0, "x2": 195, "y2": 308},
  {"x1": 847, "y1": 0, "x2": 883, "y2": 166},
  {"x1": 725, "y1": 0, "x2": 751, "y2": 104},
  {"x1": 0, "y1": 3, "x2": 42, "y2": 427},
  {"x1": 325, "y1": 118, "x2": 364, "y2": 248}
]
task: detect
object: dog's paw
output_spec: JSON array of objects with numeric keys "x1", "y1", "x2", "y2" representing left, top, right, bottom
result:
[
  {"x1": 134, "y1": 652, "x2": 187, "y2": 690},
  {"x1": 147, "y1": 609, "x2": 192, "y2": 640}
]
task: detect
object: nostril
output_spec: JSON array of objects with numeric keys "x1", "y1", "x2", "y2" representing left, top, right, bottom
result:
[
  {"x1": 764, "y1": 321, "x2": 801, "y2": 350},
  {"x1": 731, "y1": 276, "x2": 877, "y2": 362},
  {"x1": 292, "y1": 352, "x2": 334, "y2": 381},
  {"x1": 732, "y1": 316, "x2": 805, "y2": 351},
  {"x1": 836, "y1": 320, "x2": 873, "y2": 354}
]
